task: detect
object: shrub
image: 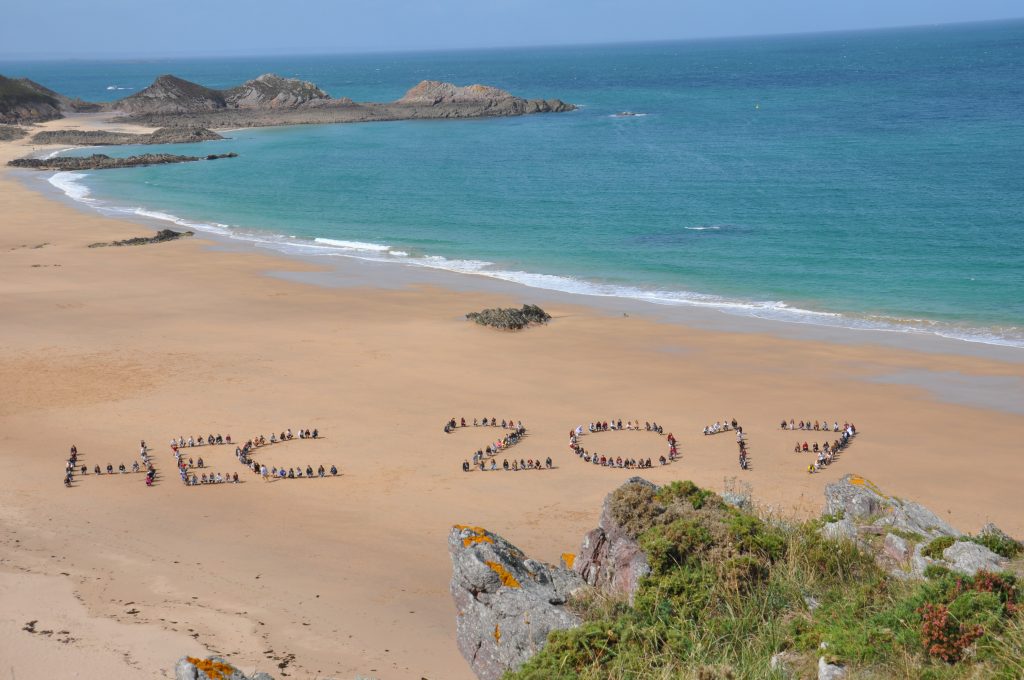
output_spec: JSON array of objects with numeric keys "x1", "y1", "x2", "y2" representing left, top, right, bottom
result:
[
  {"x1": 971, "y1": 533, "x2": 1023, "y2": 559},
  {"x1": 922, "y1": 536, "x2": 956, "y2": 560},
  {"x1": 918, "y1": 602, "x2": 983, "y2": 662}
]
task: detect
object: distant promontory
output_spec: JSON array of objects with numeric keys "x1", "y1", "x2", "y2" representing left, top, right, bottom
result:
[{"x1": 0, "y1": 71, "x2": 575, "y2": 130}]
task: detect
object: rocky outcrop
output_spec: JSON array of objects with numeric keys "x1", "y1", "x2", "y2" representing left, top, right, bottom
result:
[
  {"x1": 824, "y1": 474, "x2": 961, "y2": 539},
  {"x1": 115, "y1": 75, "x2": 227, "y2": 115},
  {"x1": 573, "y1": 477, "x2": 653, "y2": 602},
  {"x1": 174, "y1": 656, "x2": 274, "y2": 680},
  {"x1": 89, "y1": 229, "x2": 193, "y2": 248},
  {"x1": 0, "y1": 124, "x2": 27, "y2": 141},
  {"x1": 224, "y1": 73, "x2": 336, "y2": 109},
  {"x1": 941, "y1": 541, "x2": 1009, "y2": 576},
  {"x1": 1, "y1": 74, "x2": 101, "y2": 124},
  {"x1": 31, "y1": 127, "x2": 223, "y2": 146},
  {"x1": 466, "y1": 304, "x2": 551, "y2": 331},
  {"x1": 821, "y1": 474, "x2": 1017, "y2": 580},
  {"x1": 397, "y1": 80, "x2": 573, "y2": 115},
  {"x1": 9, "y1": 152, "x2": 237, "y2": 171},
  {"x1": 449, "y1": 524, "x2": 585, "y2": 680}
]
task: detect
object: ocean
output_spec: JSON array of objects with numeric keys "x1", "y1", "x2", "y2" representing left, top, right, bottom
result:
[{"x1": 6, "y1": 20, "x2": 1024, "y2": 346}]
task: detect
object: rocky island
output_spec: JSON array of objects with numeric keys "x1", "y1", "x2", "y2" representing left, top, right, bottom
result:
[
  {"x1": 9, "y1": 152, "x2": 237, "y2": 171},
  {"x1": 0, "y1": 70, "x2": 575, "y2": 131}
]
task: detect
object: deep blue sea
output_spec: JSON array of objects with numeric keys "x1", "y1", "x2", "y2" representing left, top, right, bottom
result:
[{"x1": 5, "y1": 20, "x2": 1024, "y2": 346}]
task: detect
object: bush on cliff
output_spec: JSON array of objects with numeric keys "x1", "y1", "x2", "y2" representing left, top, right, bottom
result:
[{"x1": 507, "y1": 481, "x2": 1023, "y2": 680}]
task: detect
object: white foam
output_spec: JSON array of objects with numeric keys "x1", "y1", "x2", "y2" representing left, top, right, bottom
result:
[
  {"x1": 37, "y1": 169, "x2": 1023, "y2": 350},
  {"x1": 47, "y1": 172, "x2": 93, "y2": 202},
  {"x1": 685, "y1": 225, "x2": 721, "y2": 231},
  {"x1": 314, "y1": 238, "x2": 392, "y2": 252}
]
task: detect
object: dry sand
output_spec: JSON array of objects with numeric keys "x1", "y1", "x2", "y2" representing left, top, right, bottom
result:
[{"x1": 1, "y1": 116, "x2": 1022, "y2": 679}]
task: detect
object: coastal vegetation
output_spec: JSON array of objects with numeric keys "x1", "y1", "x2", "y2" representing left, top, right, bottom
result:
[{"x1": 507, "y1": 480, "x2": 1023, "y2": 680}]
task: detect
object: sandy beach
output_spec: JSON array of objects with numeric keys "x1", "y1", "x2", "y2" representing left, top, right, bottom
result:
[{"x1": 2, "y1": 116, "x2": 1023, "y2": 679}]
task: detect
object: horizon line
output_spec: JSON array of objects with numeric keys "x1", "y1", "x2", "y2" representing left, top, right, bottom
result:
[{"x1": 0, "y1": 15, "x2": 1021, "y2": 64}]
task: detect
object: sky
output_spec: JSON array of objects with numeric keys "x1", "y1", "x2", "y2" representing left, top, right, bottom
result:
[{"x1": 1, "y1": 0, "x2": 1022, "y2": 59}]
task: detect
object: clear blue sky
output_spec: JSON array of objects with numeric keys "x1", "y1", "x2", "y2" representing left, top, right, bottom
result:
[{"x1": 2, "y1": 0, "x2": 1022, "y2": 59}]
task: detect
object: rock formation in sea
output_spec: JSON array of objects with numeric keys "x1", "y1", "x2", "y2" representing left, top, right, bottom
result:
[
  {"x1": 108, "y1": 74, "x2": 574, "y2": 129},
  {"x1": 31, "y1": 127, "x2": 223, "y2": 146},
  {"x1": 8, "y1": 152, "x2": 237, "y2": 171}
]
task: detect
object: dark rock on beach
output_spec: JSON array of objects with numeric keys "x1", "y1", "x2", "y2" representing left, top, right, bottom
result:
[
  {"x1": 89, "y1": 229, "x2": 193, "y2": 248},
  {"x1": 466, "y1": 304, "x2": 551, "y2": 331},
  {"x1": 30, "y1": 126, "x2": 223, "y2": 146},
  {"x1": 9, "y1": 152, "x2": 237, "y2": 171}
]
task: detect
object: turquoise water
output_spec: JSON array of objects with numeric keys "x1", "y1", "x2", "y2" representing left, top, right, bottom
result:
[{"x1": 8, "y1": 20, "x2": 1024, "y2": 346}]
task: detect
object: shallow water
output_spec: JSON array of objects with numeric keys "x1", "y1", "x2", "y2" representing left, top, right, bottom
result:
[{"x1": 9, "y1": 19, "x2": 1024, "y2": 346}]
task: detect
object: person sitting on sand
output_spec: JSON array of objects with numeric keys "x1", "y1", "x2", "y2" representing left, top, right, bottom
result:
[
  {"x1": 318, "y1": 465, "x2": 325, "y2": 478},
  {"x1": 305, "y1": 465, "x2": 313, "y2": 477},
  {"x1": 328, "y1": 465, "x2": 337, "y2": 476},
  {"x1": 545, "y1": 457, "x2": 553, "y2": 469},
  {"x1": 131, "y1": 461, "x2": 140, "y2": 473}
]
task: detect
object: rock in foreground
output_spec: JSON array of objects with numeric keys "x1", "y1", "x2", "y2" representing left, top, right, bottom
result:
[
  {"x1": 466, "y1": 304, "x2": 551, "y2": 331},
  {"x1": 573, "y1": 476, "x2": 653, "y2": 602},
  {"x1": 449, "y1": 524, "x2": 585, "y2": 680},
  {"x1": 175, "y1": 656, "x2": 274, "y2": 680}
]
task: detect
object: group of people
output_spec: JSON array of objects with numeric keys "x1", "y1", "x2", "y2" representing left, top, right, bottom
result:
[
  {"x1": 444, "y1": 417, "x2": 522, "y2": 433},
  {"x1": 171, "y1": 434, "x2": 232, "y2": 449},
  {"x1": 703, "y1": 419, "x2": 741, "y2": 435},
  {"x1": 174, "y1": 426, "x2": 328, "y2": 486},
  {"x1": 568, "y1": 427, "x2": 678, "y2": 469},
  {"x1": 800, "y1": 424, "x2": 858, "y2": 473},
  {"x1": 255, "y1": 463, "x2": 338, "y2": 480},
  {"x1": 65, "y1": 442, "x2": 157, "y2": 487},
  {"x1": 463, "y1": 457, "x2": 552, "y2": 472},
  {"x1": 585, "y1": 420, "x2": 664, "y2": 433},
  {"x1": 781, "y1": 419, "x2": 850, "y2": 433},
  {"x1": 459, "y1": 424, "x2": 529, "y2": 471}
]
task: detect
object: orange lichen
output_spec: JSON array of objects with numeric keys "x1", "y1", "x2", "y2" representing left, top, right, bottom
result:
[
  {"x1": 493, "y1": 624, "x2": 502, "y2": 644},
  {"x1": 485, "y1": 561, "x2": 521, "y2": 588},
  {"x1": 185, "y1": 657, "x2": 236, "y2": 680},
  {"x1": 561, "y1": 553, "x2": 576, "y2": 569},
  {"x1": 454, "y1": 525, "x2": 495, "y2": 548}
]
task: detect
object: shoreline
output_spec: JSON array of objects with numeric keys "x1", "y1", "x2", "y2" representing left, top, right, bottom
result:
[
  {"x1": 19, "y1": 125, "x2": 1024, "y2": 363},
  {"x1": 2, "y1": 116, "x2": 1023, "y2": 679}
]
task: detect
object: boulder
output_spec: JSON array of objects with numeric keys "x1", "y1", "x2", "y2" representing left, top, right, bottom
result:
[
  {"x1": 818, "y1": 656, "x2": 847, "y2": 680},
  {"x1": 573, "y1": 477, "x2": 653, "y2": 602},
  {"x1": 942, "y1": 541, "x2": 1009, "y2": 576},
  {"x1": 449, "y1": 525, "x2": 585, "y2": 680},
  {"x1": 174, "y1": 656, "x2": 274, "y2": 680},
  {"x1": 820, "y1": 519, "x2": 858, "y2": 543},
  {"x1": 824, "y1": 475, "x2": 961, "y2": 539},
  {"x1": 882, "y1": 532, "x2": 913, "y2": 563},
  {"x1": 466, "y1": 305, "x2": 551, "y2": 331}
]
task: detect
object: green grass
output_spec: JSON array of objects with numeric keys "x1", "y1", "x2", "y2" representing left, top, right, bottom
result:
[
  {"x1": 0, "y1": 76, "x2": 57, "y2": 108},
  {"x1": 507, "y1": 481, "x2": 1022, "y2": 680}
]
